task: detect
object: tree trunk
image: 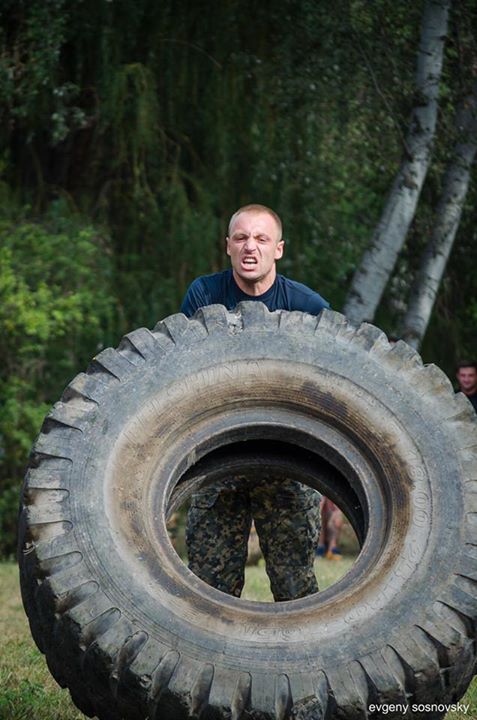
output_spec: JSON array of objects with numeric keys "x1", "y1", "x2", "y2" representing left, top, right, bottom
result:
[
  {"x1": 343, "y1": 0, "x2": 450, "y2": 324},
  {"x1": 400, "y1": 82, "x2": 477, "y2": 349}
]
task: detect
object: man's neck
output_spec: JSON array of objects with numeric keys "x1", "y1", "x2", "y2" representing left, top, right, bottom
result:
[
  {"x1": 462, "y1": 385, "x2": 477, "y2": 397},
  {"x1": 232, "y1": 269, "x2": 277, "y2": 296}
]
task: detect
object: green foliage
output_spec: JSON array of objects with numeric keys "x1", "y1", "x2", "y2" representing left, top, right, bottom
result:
[
  {"x1": 0, "y1": 0, "x2": 476, "y2": 554},
  {"x1": 0, "y1": 0, "x2": 423, "y2": 312},
  {"x1": 0, "y1": 202, "x2": 116, "y2": 557},
  {"x1": 0, "y1": 1, "x2": 87, "y2": 149}
]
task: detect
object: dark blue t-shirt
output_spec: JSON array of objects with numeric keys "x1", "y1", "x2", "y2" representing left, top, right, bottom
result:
[{"x1": 181, "y1": 269, "x2": 329, "y2": 317}]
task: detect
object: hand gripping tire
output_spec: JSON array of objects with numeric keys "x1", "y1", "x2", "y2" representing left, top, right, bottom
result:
[{"x1": 18, "y1": 304, "x2": 477, "y2": 720}]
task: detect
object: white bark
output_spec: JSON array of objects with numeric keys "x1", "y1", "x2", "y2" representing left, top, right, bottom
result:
[
  {"x1": 401, "y1": 83, "x2": 477, "y2": 349},
  {"x1": 343, "y1": 0, "x2": 450, "y2": 324}
]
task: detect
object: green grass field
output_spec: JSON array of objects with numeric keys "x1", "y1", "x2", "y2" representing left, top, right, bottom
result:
[{"x1": 1, "y1": 560, "x2": 476, "y2": 719}]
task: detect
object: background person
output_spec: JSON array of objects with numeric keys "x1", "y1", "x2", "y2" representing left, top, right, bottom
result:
[
  {"x1": 455, "y1": 360, "x2": 477, "y2": 412},
  {"x1": 317, "y1": 498, "x2": 344, "y2": 561}
]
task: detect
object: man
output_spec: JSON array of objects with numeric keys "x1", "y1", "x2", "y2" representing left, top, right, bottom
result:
[
  {"x1": 181, "y1": 203, "x2": 330, "y2": 601},
  {"x1": 456, "y1": 360, "x2": 477, "y2": 412},
  {"x1": 181, "y1": 204, "x2": 329, "y2": 317}
]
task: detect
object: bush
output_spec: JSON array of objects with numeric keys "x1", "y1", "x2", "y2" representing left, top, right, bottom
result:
[{"x1": 0, "y1": 202, "x2": 117, "y2": 558}]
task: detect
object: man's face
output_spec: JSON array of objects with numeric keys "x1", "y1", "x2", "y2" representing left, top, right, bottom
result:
[
  {"x1": 226, "y1": 211, "x2": 284, "y2": 287},
  {"x1": 456, "y1": 366, "x2": 477, "y2": 394}
]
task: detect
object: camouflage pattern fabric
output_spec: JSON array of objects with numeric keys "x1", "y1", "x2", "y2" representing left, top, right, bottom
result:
[{"x1": 186, "y1": 477, "x2": 321, "y2": 601}]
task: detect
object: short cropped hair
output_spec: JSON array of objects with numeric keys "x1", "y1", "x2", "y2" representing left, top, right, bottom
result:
[
  {"x1": 228, "y1": 204, "x2": 283, "y2": 240},
  {"x1": 456, "y1": 360, "x2": 477, "y2": 371}
]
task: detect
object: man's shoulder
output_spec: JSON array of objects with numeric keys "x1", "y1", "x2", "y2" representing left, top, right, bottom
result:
[
  {"x1": 276, "y1": 274, "x2": 330, "y2": 313},
  {"x1": 181, "y1": 270, "x2": 233, "y2": 317},
  {"x1": 277, "y1": 275, "x2": 320, "y2": 296},
  {"x1": 186, "y1": 269, "x2": 232, "y2": 299}
]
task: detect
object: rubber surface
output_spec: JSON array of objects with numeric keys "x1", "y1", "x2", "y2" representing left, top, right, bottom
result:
[{"x1": 18, "y1": 304, "x2": 477, "y2": 720}]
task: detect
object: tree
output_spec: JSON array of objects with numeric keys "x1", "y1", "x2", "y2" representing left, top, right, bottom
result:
[
  {"x1": 343, "y1": 0, "x2": 450, "y2": 324},
  {"x1": 401, "y1": 80, "x2": 477, "y2": 348}
]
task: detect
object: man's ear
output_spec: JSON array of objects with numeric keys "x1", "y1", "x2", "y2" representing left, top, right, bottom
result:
[
  {"x1": 226, "y1": 237, "x2": 231, "y2": 256},
  {"x1": 274, "y1": 239, "x2": 284, "y2": 260}
]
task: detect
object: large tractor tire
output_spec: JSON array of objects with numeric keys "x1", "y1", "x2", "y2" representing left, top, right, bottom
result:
[{"x1": 18, "y1": 304, "x2": 477, "y2": 720}]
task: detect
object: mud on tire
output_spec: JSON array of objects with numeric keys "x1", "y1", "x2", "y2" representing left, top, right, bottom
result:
[{"x1": 18, "y1": 305, "x2": 477, "y2": 720}]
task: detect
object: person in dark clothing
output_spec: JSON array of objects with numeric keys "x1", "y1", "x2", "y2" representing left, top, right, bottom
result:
[
  {"x1": 456, "y1": 360, "x2": 477, "y2": 413},
  {"x1": 181, "y1": 204, "x2": 330, "y2": 601},
  {"x1": 181, "y1": 207, "x2": 328, "y2": 317}
]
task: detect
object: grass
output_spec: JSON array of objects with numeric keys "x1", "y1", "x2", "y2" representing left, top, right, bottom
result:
[
  {"x1": 242, "y1": 554, "x2": 356, "y2": 601},
  {"x1": 1, "y1": 560, "x2": 476, "y2": 719},
  {"x1": 0, "y1": 563, "x2": 84, "y2": 720}
]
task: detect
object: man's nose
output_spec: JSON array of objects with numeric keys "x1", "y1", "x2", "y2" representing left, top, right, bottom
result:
[{"x1": 244, "y1": 237, "x2": 258, "y2": 251}]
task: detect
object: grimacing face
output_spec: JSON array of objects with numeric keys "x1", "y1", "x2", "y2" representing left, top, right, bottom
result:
[
  {"x1": 226, "y1": 211, "x2": 284, "y2": 291},
  {"x1": 456, "y1": 366, "x2": 477, "y2": 394}
]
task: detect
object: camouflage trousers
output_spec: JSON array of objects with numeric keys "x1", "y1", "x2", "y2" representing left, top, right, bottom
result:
[{"x1": 186, "y1": 478, "x2": 321, "y2": 601}]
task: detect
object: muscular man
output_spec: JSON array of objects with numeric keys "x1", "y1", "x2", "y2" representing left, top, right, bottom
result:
[
  {"x1": 456, "y1": 360, "x2": 477, "y2": 413},
  {"x1": 181, "y1": 204, "x2": 330, "y2": 601}
]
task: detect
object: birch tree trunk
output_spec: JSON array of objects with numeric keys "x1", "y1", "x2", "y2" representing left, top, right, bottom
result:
[
  {"x1": 343, "y1": 0, "x2": 450, "y2": 324},
  {"x1": 400, "y1": 82, "x2": 477, "y2": 349}
]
